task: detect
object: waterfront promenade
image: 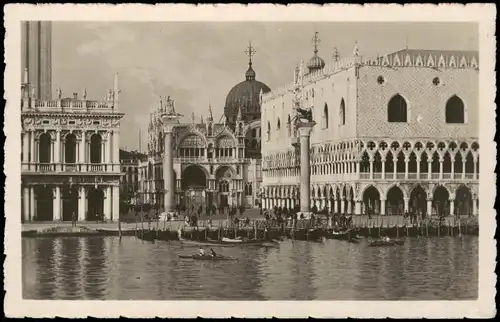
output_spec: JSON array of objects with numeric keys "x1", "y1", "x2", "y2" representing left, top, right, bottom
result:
[{"x1": 22, "y1": 212, "x2": 475, "y2": 233}]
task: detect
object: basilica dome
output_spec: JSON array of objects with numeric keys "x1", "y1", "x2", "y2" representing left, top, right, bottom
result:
[{"x1": 224, "y1": 59, "x2": 271, "y2": 123}]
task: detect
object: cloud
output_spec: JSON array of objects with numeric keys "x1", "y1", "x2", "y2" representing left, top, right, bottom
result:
[
  {"x1": 54, "y1": 21, "x2": 478, "y2": 150},
  {"x1": 76, "y1": 23, "x2": 138, "y2": 55}
]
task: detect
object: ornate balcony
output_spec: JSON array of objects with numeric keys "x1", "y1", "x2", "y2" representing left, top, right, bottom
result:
[{"x1": 21, "y1": 162, "x2": 122, "y2": 174}]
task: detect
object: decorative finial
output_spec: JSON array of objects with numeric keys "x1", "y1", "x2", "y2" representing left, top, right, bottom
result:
[
  {"x1": 332, "y1": 47, "x2": 340, "y2": 62},
  {"x1": 353, "y1": 41, "x2": 359, "y2": 57},
  {"x1": 200, "y1": 114, "x2": 204, "y2": 124},
  {"x1": 208, "y1": 101, "x2": 214, "y2": 121},
  {"x1": 244, "y1": 41, "x2": 257, "y2": 81},
  {"x1": 83, "y1": 88, "x2": 87, "y2": 100},
  {"x1": 244, "y1": 41, "x2": 256, "y2": 66},
  {"x1": 159, "y1": 96, "x2": 163, "y2": 112},
  {"x1": 312, "y1": 32, "x2": 321, "y2": 55},
  {"x1": 192, "y1": 112, "x2": 195, "y2": 124},
  {"x1": 236, "y1": 106, "x2": 242, "y2": 121}
]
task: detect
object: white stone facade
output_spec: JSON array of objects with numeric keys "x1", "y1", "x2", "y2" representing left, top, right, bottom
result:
[
  {"x1": 261, "y1": 47, "x2": 479, "y2": 217},
  {"x1": 21, "y1": 72, "x2": 124, "y2": 222}
]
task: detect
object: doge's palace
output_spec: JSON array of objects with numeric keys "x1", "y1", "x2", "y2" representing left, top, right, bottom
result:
[
  {"x1": 261, "y1": 33, "x2": 479, "y2": 218},
  {"x1": 21, "y1": 70, "x2": 124, "y2": 222}
]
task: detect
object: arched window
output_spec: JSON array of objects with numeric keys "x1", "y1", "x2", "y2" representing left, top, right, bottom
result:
[
  {"x1": 277, "y1": 118, "x2": 281, "y2": 131},
  {"x1": 267, "y1": 121, "x2": 271, "y2": 141},
  {"x1": 323, "y1": 103, "x2": 329, "y2": 128},
  {"x1": 387, "y1": 94, "x2": 408, "y2": 122},
  {"x1": 340, "y1": 98, "x2": 346, "y2": 125},
  {"x1": 445, "y1": 95, "x2": 465, "y2": 123}
]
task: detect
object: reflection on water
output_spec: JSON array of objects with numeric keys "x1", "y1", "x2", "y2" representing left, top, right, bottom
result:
[{"x1": 22, "y1": 236, "x2": 478, "y2": 300}]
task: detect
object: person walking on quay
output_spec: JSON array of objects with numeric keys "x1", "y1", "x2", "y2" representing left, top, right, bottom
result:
[{"x1": 71, "y1": 211, "x2": 77, "y2": 227}]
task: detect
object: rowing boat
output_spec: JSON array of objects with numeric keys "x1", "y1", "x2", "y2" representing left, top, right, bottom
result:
[
  {"x1": 179, "y1": 237, "x2": 273, "y2": 247},
  {"x1": 178, "y1": 254, "x2": 236, "y2": 261},
  {"x1": 368, "y1": 239, "x2": 405, "y2": 247}
]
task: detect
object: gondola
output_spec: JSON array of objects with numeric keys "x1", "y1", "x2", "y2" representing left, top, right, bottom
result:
[
  {"x1": 178, "y1": 254, "x2": 236, "y2": 261},
  {"x1": 179, "y1": 237, "x2": 275, "y2": 248},
  {"x1": 368, "y1": 238, "x2": 405, "y2": 247}
]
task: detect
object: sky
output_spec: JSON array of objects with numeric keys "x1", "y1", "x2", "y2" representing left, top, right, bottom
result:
[{"x1": 51, "y1": 22, "x2": 478, "y2": 150}]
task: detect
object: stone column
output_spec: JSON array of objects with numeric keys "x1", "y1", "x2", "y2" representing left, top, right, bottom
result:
[
  {"x1": 449, "y1": 198, "x2": 455, "y2": 216},
  {"x1": 462, "y1": 161, "x2": 466, "y2": 180},
  {"x1": 30, "y1": 131, "x2": 36, "y2": 164},
  {"x1": 22, "y1": 132, "x2": 29, "y2": 165},
  {"x1": 416, "y1": 157, "x2": 421, "y2": 180},
  {"x1": 380, "y1": 198, "x2": 386, "y2": 215},
  {"x1": 393, "y1": 158, "x2": 397, "y2": 179},
  {"x1": 439, "y1": 158, "x2": 444, "y2": 180},
  {"x1": 404, "y1": 157, "x2": 409, "y2": 179},
  {"x1": 427, "y1": 161, "x2": 432, "y2": 178},
  {"x1": 78, "y1": 186, "x2": 86, "y2": 221},
  {"x1": 162, "y1": 123, "x2": 177, "y2": 213},
  {"x1": 333, "y1": 198, "x2": 338, "y2": 213},
  {"x1": 23, "y1": 186, "x2": 30, "y2": 222},
  {"x1": 55, "y1": 130, "x2": 61, "y2": 165},
  {"x1": 112, "y1": 185, "x2": 120, "y2": 222},
  {"x1": 473, "y1": 156, "x2": 478, "y2": 180},
  {"x1": 297, "y1": 122, "x2": 316, "y2": 213},
  {"x1": 101, "y1": 140, "x2": 106, "y2": 164},
  {"x1": 355, "y1": 200, "x2": 361, "y2": 215},
  {"x1": 104, "y1": 186, "x2": 112, "y2": 221},
  {"x1": 340, "y1": 198, "x2": 345, "y2": 214},
  {"x1": 113, "y1": 130, "x2": 120, "y2": 172},
  {"x1": 472, "y1": 197, "x2": 478, "y2": 216},
  {"x1": 450, "y1": 157, "x2": 455, "y2": 178},
  {"x1": 381, "y1": 157, "x2": 386, "y2": 180},
  {"x1": 347, "y1": 200, "x2": 352, "y2": 214},
  {"x1": 104, "y1": 133, "x2": 111, "y2": 170},
  {"x1": 30, "y1": 186, "x2": 35, "y2": 221},
  {"x1": 426, "y1": 198, "x2": 433, "y2": 217},
  {"x1": 403, "y1": 197, "x2": 409, "y2": 213},
  {"x1": 80, "y1": 132, "x2": 86, "y2": 164},
  {"x1": 369, "y1": 159, "x2": 374, "y2": 179},
  {"x1": 53, "y1": 186, "x2": 61, "y2": 221}
]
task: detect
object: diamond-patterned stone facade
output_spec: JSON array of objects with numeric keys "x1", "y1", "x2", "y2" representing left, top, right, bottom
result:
[{"x1": 357, "y1": 66, "x2": 478, "y2": 139}]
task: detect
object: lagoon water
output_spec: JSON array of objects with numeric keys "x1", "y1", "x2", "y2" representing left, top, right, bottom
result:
[{"x1": 22, "y1": 236, "x2": 478, "y2": 300}]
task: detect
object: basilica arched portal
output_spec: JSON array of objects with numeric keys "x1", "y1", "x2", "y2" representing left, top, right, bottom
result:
[
  {"x1": 182, "y1": 165, "x2": 207, "y2": 210},
  {"x1": 215, "y1": 166, "x2": 235, "y2": 208}
]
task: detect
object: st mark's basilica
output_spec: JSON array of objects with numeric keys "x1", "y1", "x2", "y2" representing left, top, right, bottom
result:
[{"x1": 137, "y1": 43, "x2": 269, "y2": 210}]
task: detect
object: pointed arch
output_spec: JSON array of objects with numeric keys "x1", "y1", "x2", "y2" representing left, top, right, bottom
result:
[
  {"x1": 340, "y1": 98, "x2": 346, "y2": 125},
  {"x1": 445, "y1": 95, "x2": 465, "y2": 124},
  {"x1": 277, "y1": 118, "x2": 281, "y2": 131},
  {"x1": 385, "y1": 185, "x2": 405, "y2": 215},
  {"x1": 267, "y1": 121, "x2": 271, "y2": 141},
  {"x1": 438, "y1": 55, "x2": 446, "y2": 68},
  {"x1": 323, "y1": 103, "x2": 329, "y2": 129},
  {"x1": 409, "y1": 184, "x2": 427, "y2": 216},
  {"x1": 388, "y1": 94, "x2": 408, "y2": 122}
]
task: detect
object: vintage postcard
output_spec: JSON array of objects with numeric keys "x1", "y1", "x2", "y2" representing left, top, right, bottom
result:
[{"x1": 4, "y1": 3, "x2": 497, "y2": 319}]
